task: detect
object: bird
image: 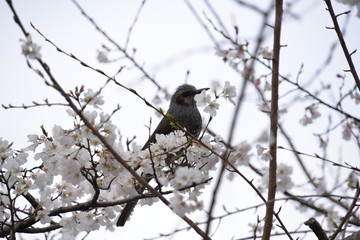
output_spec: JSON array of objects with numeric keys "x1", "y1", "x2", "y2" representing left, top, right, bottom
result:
[{"x1": 116, "y1": 84, "x2": 209, "y2": 227}]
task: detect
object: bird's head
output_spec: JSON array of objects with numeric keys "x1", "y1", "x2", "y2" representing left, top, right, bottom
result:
[{"x1": 171, "y1": 84, "x2": 209, "y2": 107}]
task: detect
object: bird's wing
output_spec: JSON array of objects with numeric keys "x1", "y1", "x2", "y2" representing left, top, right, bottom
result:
[{"x1": 142, "y1": 116, "x2": 173, "y2": 150}]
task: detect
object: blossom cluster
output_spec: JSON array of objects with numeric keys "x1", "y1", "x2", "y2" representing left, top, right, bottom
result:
[
  {"x1": 0, "y1": 85, "x2": 297, "y2": 238},
  {"x1": 215, "y1": 45, "x2": 247, "y2": 70},
  {"x1": 260, "y1": 162, "x2": 294, "y2": 192},
  {"x1": 299, "y1": 105, "x2": 321, "y2": 126},
  {"x1": 195, "y1": 81, "x2": 237, "y2": 117},
  {"x1": 0, "y1": 88, "x2": 225, "y2": 238},
  {"x1": 20, "y1": 35, "x2": 41, "y2": 59}
]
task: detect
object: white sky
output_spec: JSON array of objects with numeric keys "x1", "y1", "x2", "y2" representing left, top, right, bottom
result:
[{"x1": 1, "y1": 0, "x2": 360, "y2": 239}]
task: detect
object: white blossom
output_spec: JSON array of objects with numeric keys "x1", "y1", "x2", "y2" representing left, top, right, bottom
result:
[
  {"x1": 326, "y1": 206, "x2": 341, "y2": 229},
  {"x1": 170, "y1": 191, "x2": 188, "y2": 216},
  {"x1": 256, "y1": 144, "x2": 272, "y2": 161},
  {"x1": 81, "y1": 89, "x2": 105, "y2": 109},
  {"x1": 276, "y1": 163, "x2": 294, "y2": 191},
  {"x1": 170, "y1": 191, "x2": 203, "y2": 217},
  {"x1": 260, "y1": 47, "x2": 273, "y2": 59},
  {"x1": 256, "y1": 144, "x2": 266, "y2": 156},
  {"x1": 299, "y1": 114, "x2": 313, "y2": 126},
  {"x1": 348, "y1": 172, "x2": 359, "y2": 188},
  {"x1": 228, "y1": 141, "x2": 251, "y2": 167},
  {"x1": 352, "y1": 92, "x2": 360, "y2": 104},
  {"x1": 215, "y1": 46, "x2": 245, "y2": 70},
  {"x1": 300, "y1": 105, "x2": 321, "y2": 126},
  {"x1": 222, "y1": 81, "x2": 237, "y2": 105},
  {"x1": 342, "y1": 123, "x2": 352, "y2": 140},
  {"x1": 211, "y1": 80, "x2": 222, "y2": 92},
  {"x1": 0, "y1": 89, "x2": 223, "y2": 238},
  {"x1": 0, "y1": 138, "x2": 13, "y2": 160},
  {"x1": 20, "y1": 35, "x2": 41, "y2": 59},
  {"x1": 171, "y1": 167, "x2": 203, "y2": 189},
  {"x1": 215, "y1": 48, "x2": 227, "y2": 58},
  {"x1": 261, "y1": 162, "x2": 294, "y2": 192},
  {"x1": 97, "y1": 50, "x2": 109, "y2": 63},
  {"x1": 36, "y1": 209, "x2": 51, "y2": 224},
  {"x1": 194, "y1": 90, "x2": 211, "y2": 107},
  {"x1": 204, "y1": 100, "x2": 220, "y2": 117},
  {"x1": 308, "y1": 105, "x2": 321, "y2": 119}
]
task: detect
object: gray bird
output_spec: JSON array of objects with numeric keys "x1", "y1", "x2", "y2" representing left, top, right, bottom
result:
[{"x1": 116, "y1": 84, "x2": 208, "y2": 227}]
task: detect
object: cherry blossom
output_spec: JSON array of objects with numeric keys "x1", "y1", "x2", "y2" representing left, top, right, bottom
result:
[{"x1": 20, "y1": 35, "x2": 41, "y2": 59}]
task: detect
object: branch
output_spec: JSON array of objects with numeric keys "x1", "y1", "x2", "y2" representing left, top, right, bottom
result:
[
  {"x1": 304, "y1": 217, "x2": 329, "y2": 240},
  {"x1": 329, "y1": 185, "x2": 360, "y2": 240},
  {"x1": 323, "y1": 0, "x2": 360, "y2": 91},
  {"x1": 262, "y1": 0, "x2": 282, "y2": 239},
  {"x1": 71, "y1": 0, "x2": 161, "y2": 89},
  {"x1": 124, "y1": 0, "x2": 147, "y2": 50},
  {"x1": 0, "y1": 175, "x2": 211, "y2": 237},
  {"x1": 205, "y1": 2, "x2": 274, "y2": 235},
  {"x1": 278, "y1": 145, "x2": 360, "y2": 172},
  {"x1": 183, "y1": 0, "x2": 220, "y2": 48},
  {"x1": 345, "y1": 231, "x2": 360, "y2": 240},
  {"x1": 5, "y1": 2, "x2": 211, "y2": 239},
  {"x1": 2, "y1": 102, "x2": 68, "y2": 110},
  {"x1": 250, "y1": 51, "x2": 360, "y2": 123},
  {"x1": 18, "y1": 224, "x2": 62, "y2": 234}
]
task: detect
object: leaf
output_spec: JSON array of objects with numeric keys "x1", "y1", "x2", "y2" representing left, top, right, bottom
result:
[{"x1": 166, "y1": 113, "x2": 175, "y2": 121}]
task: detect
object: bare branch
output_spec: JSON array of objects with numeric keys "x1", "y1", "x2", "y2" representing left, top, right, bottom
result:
[
  {"x1": 71, "y1": 0, "x2": 162, "y2": 89},
  {"x1": 262, "y1": 0, "x2": 283, "y2": 239},
  {"x1": 323, "y1": 0, "x2": 360, "y2": 91},
  {"x1": 329, "y1": 186, "x2": 360, "y2": 240},
  {"x1": 304, "y1": 217, "x2": 329, "y2": 240}
]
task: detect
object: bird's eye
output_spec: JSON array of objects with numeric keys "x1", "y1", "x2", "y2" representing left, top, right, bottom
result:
[{"x1": 181, "y1": 91, "x2": 193, "y2": 97}]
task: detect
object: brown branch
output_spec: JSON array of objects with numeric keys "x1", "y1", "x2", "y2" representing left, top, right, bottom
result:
[
  {"x1": 2, "y1": 102, "x2": 68, "y2": 110},
  {"x1": 262, "y1": 0, "x2": 283, "y2": 239},
  {"x1": 6, "y1": 2, "x2": 211, "y2": 239},
  {"x1": 323, "y1": 0, "x2": 360, "y2": 91},
  {"x1": 250, "y1": 52, "x2": 360, "y2": 123},
  {"x1": 304, "y1": 217, "x2": 329, "y2": 240},
  {"x1": 205, "y1": 2, "x2": 275, "y2": 236},
  {"x1": 124, "y1": 0, "x2": 147, "y2": 50},
  {"x1": 0, "y1": 174, "x2": 211, "y2": 237},
  {"x1": 183, "y1": 0, "x2": 220, "y2": 48},
  {"x1": 329, "y1": 185, "x2": 360, "y2": 240},
  {"x1": 345, "y1": 231, "x2": 360, "y2": 240},
  {"x1": 71, "y1": 0, "x2": 161, "y2": 90},
  {"x1": 278, "y1": 145, "x2": 360, "y2": 172},
  {"x1": 18, "y1": 224, "x2": 62, "y2": 234}
]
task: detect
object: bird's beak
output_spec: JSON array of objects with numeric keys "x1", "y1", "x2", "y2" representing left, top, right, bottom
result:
[{"x1": 195, "y1": 87, "x2": 210, "y2": 94}]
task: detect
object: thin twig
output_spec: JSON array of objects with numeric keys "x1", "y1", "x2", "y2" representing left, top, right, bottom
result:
[
  {"x1": 6, "y1": 2, "x2": 212, "y2": 238},
  {"x1": 124, "y1": 0, "x2": 147, "y2": 50},
  {"x1": 323, "y1": 0, "x2": 360, "y2": 91},
  {"x1": 71, "y1": 0, "x2": 161, "y2": 89},
  {"x1": 250, "y1": 52, "x2": 360, "y2": 123},
  {"x1": 183, "y1": 0, "x2": 220, "y2": 48},
  {"x1": 2, "y1": 102, "x2": 68, "y2": 110},
  {"x1": 329, "y1": 186, "x2": 360, "y2": 240}
]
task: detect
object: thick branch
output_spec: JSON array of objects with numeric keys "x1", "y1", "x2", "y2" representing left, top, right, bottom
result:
[
  {"x1": 262, "y1": 0, "x2": 283, "y2": 239},
  {"x1": 304, "y1": 217, "x2": 329, "y2": 240}
]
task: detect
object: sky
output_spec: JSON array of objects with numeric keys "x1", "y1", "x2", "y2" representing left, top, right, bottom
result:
[{"x1": 1, "y1": 0, "x2": 360, "y2": 239}]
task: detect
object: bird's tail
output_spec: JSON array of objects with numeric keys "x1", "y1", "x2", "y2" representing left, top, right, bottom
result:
[{"x1": 116, "y1": 200, "x2": 138, "y2": 227}]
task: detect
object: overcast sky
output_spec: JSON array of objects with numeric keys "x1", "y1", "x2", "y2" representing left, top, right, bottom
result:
[{"x1": 1, "y1": 0, "x2": 360, "y2": 239}]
